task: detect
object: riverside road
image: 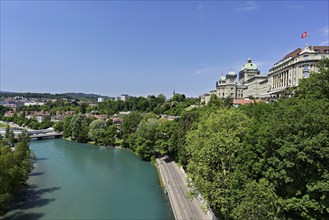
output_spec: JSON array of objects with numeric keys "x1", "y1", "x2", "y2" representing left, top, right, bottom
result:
[{"x1": 156, "y1": 156, "x2": 211, "y2": 220}]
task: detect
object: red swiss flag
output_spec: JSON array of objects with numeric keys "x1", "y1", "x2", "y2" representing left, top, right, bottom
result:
[{"x1": 301, "y1": 31, "x2": 308, "y2": 38}]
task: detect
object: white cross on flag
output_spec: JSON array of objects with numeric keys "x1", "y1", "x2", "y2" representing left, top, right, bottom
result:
[{"x1": 301, "y1": 31, "x2": 308, "y2": 38}]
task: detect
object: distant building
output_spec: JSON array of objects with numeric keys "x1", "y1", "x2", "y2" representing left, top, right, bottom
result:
[
  {"x1": 200, "y1": 93, "x2": 211, "y2": 104},
  {"x1": 24, "y1": 102, "x2": 44, "y2": 106},
  {"x1": 94, "y1": 114, "x2": 108, "y2": 120},
  {"x1": 239, "y1": 58, "x2": 269, "y2": 98},
  {"x1": 243, "y1": 75, "x2": 268, "y2": 98},
  {"x1": 115, "y1": 94, "x2": 132, "y2": 102},
  {"x1": 232, "y1": 99, "x2": 264, "y2": 107},
  {"x1": 118, "y1": 111, "x2": 131, "y2": 116},
  {"x1": 97, "y1": 97, "x2": 104, "y2": 103},
  {"x1": 216, "y1": 71, "x2": 241, "y2": 99},
  {"x1": 112, "y1": 117, "x2": 122, "y2": 124},
  {"x1": 268, "y1": 45, "x2": 329, "y2": 97},
  {"x1": 202, "y1": 58, "x2": 268, "y2": 104}
]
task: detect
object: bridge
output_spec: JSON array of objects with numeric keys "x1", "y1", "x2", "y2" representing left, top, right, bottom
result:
[
  {"x1": 29, "y1": 131, "x2": 63, "y2": 140},
  {"x1": 0, "y1": 126, "x2": 63, "y2": 140}
]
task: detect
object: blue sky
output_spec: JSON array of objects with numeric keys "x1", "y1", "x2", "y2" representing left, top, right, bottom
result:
[{"x1": 1, "y1": 1, "x2": 328, "y2": 98}]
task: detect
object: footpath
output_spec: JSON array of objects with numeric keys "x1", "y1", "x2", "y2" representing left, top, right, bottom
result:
[{"x1": 156, "y1": 156, "x2": 215, "y2": 220}]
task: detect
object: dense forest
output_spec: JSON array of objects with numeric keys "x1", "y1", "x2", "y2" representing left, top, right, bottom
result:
[{"x1": 55, "y1": 59, "x2": 329, "y2": 219}]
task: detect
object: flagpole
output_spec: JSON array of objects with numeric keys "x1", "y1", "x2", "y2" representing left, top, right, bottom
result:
[{"x1": 301, "y1": 31, "x2": 308, "y2": 48}]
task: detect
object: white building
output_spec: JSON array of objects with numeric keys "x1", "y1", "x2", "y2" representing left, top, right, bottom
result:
[
  {"x1": 115, "y1": 94, "x2": 131, "y2": 102},
  {"x1": 216, "y1": 71, "x2": 240, "y2": 99},
  {"x1": 24, "y1": 102, "x2": 44, "y2": 106},
  {"x1": 268, "y1": 45, "x2": 329, "y2": 96}
]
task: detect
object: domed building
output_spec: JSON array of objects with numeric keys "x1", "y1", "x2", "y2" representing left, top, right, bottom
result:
[
  {"x1": 215, "y1": 71, "x2": 243, "y2": 99},
  {"x1": 215, "y1": 58, "x2": 265, "y2": 100},
  {"x1": 201, "y1": 45, "x2": 329, "y2": 104},
  {"x1": 239, "y1": 58, "x2": 268, "y2": 98},
  {"x1": 201, "y1": 58, "x2": 271, "y2": 104},
  {"x1": 239, "y1": 58, "x2": 260, "y2": 84}
]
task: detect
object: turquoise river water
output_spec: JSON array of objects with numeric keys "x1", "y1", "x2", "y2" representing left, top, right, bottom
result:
[{"x1": 3, "y1": 139, "x2": 174, "y2": 219}]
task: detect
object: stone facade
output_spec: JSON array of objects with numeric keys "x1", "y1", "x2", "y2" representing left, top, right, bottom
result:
[
  {"x1": 216, "y1": 71, "x2": 239, "y2": 99},
  {"x1": 202, "y1": 58, "x2": 267, "y2": 104},
  {"x1": 268, "y1": 45, "x2": 329, "y2": 96}
]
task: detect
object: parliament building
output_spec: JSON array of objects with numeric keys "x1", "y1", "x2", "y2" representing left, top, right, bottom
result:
[{"x1": 201, "y1": 45, "x2": 329, "y2": 104}]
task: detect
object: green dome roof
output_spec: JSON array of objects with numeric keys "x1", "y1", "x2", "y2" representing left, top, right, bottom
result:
[
  {"x1": 220, "y1": 75, "x2": 226, "y2": 81},
  {"x1": 241, "y1": 58, "x2": 258, "y2": 71},
  {"x1": 227, "y1": 71, "x2": 237, "y2": 76}
]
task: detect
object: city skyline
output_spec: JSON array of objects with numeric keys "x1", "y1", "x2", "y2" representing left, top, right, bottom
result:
[{"x1": 1, "y1": 1, "x2": 328, "y2": 98}]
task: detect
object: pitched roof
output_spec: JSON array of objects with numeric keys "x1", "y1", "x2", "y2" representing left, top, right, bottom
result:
[
  {"x1": 275, "y1": 46, "x2": 329, "y2": 66},
  {"x1": 233, "y1": 99, "x2": 264, "y2": 105},
  {"x1": 312, "y1": 46, "x2": 329, "y2": 53},
  {"x1": 283, "y1": 48, "x2": 302, "y2": 60}
]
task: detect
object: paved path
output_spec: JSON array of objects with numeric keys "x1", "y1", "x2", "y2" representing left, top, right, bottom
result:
[{"x1": 156, "y1": 156, "x2": 211, "y2": 220}]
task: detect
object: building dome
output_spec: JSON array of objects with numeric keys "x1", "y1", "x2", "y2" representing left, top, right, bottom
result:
[
  {"x1": 220, "y1": 75, "x2": 226, "y2": 81},
  {"x1": 241, "y1": 58, "x2": 258, "y2": 71},
  {"x1": 227, "y1": 71, "x2": 237, "y2": 77}
]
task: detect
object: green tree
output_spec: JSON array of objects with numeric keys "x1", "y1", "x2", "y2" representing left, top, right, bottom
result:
[
  {"x1": 121, "y1": 112, "x2": 143, "y2": 135},
  {"x1": 121, "y1": 112, "x2": 143, "y2": 148},
  {"x1": 134, "y1": 117, "x2": 163, "y2": 160},
  {"x1": 0, "y1": 105, "x2": 11, "y2": 117},
  {"x1": 26, "y1": 118, "x2": 40, "y2": 130},
  {"x1": 0, "y1": 132, "x2": 33, "y2": 214},
  {"x1": 259, "y1": 97, "x2": 329, "y2": 219},
  {"x1": 135, "y1": 137, "x2": 153, "y2": 161},
  {"x1": 79, "y1": 102, "x2": 87, "y2": 114},
  {"x1": 207, "y1": 94, "x2": 223, "y2": 108},
  {"x1": 71, "y1": 114, "x2": 89, "y2": 142},
  {"x1": 54, "y1": 120, "x2": 64, "y2": 132},
  {"x1": 103, "y1": 124, "x2": 117, "y2": 146},
  {"x1": 171, "y1": 93, "x2": 186, "y2": 102},
  {"x1": 155, "y1": 120, "x2": 181, "y2": 159},
  {"x1": 157, "y1": 94, "x2": 166, "y2": 104},
  {"x1": 232, "y1": 179, "x2": 283, "y2": 220},
  {"x1": 40, "y1": 115, "x2": 53, "y2": 129},
  {"x1": 88, "y1": 119, "x2": 107, "y2": 144},
  {"x1": 62, "y1": 116, "x2": 73, "y2": 138},
  {"x1": 293, "y1": 58, "x2": 329, "y2": 100},
  {"x1": 17, "y1": 130, "x2": 31, "y2": 145},
  {"x1": 186, "y1": 108, "x2": 250, "y2": 218},
  {"x1": 5, "y1": 125, "x2": 15, "y2": 147}
]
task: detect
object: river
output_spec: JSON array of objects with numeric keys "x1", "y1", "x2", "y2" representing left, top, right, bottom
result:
[{"x1": 3, "y1": 139, "x2": 174, "y2": 219}]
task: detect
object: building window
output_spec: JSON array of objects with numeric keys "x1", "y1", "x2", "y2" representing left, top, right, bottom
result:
[
  {"x1": 303, "y1": 65, "x2": 309, "y2": 78},
  {"x1": 304, "y1": 55, "x2": 308, "y2": 61}
]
